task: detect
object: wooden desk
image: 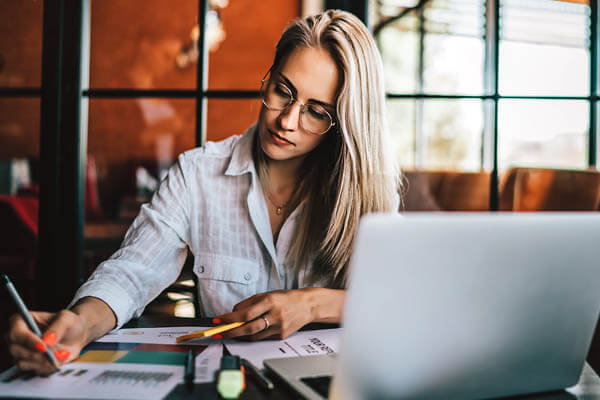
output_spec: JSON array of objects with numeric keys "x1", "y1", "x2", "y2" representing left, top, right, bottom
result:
[{"x1": 124, "y1": 316, "x2": 600, "y2": 400}]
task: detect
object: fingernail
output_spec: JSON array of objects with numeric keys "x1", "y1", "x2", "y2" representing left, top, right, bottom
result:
[
  {"x1": 54, "y1": 349, "x2": 70, "y2": 361},
  {"x1": 42, "y1": 332, "x2": 56, "y2": 346},
  {"x1": 34, "y1": 341, "x2": 46, "y2": 352},
  {"x1": 211, "y1": 334, "x2": 223, "y2": 339},
  {"x1": 212, "y1": 318, "x2": 221, "y2": 324}
]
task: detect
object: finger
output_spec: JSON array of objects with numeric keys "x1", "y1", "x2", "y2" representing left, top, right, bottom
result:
[
  {"x1": 9, "y1": 343, "x2": 49, "y2": 366},
  {"x1": 8, "y1": 314, "x2": 46, "y2": 352},
  {"x1": 42, "y1": 310, "x2": 77, "y2": 347},
  {"x1": 214, "y1": 296, "x2": 264, "y2": 324},
  {"x1": 251, "y1": 326, "x2": 280, "y2": 341},
  {"x1": 220, "y1": 299, "x2": 273, "y2": 326},
  {"x1": 15, "y1": 359, "x2": 56, "y2": 376},
  {"x1": 231, "y1": 294, "x2": 263, "y2": 312},
  {"x1": 30, "y1": 311, "x2": 58, "y2": 329},
  {"x1": 221, "y1": 315, "x2": 275, "y2": 339}
]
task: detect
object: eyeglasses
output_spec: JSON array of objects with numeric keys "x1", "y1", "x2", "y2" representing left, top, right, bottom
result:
[{"x1": 260, "y1": 78, "x2": 336, "y2": 136}]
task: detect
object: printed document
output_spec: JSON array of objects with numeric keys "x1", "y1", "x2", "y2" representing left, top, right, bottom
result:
[{"x1": 225, "y1": 328, "x2": 342, "y2": 368}]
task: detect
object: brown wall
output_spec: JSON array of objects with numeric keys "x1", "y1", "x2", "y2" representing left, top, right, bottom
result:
[
  {"x1": 0, "y1": 0, "x2": 43, "y2": 158},
  {"x1": 0, "y1": 0, "x2": 300, "y2": 216}
]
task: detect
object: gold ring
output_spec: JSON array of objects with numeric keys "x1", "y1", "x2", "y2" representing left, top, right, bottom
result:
[{"x1": 262, "y1": 316, "x2": 270, "y2": 331}]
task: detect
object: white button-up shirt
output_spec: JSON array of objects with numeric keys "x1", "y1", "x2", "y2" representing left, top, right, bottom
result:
[{"x1": 71, "y1": 124, "x2": 317, "y2": 328}]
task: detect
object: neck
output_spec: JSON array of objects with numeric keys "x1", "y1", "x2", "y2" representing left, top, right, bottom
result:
[{"x1": 266, "y1": 157, "x2": 303, "y2": 192}]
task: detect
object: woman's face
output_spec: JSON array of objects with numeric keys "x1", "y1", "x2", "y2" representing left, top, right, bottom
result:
[{"x1": 258, "y1": 46, "x2": 340, "y2": 164}]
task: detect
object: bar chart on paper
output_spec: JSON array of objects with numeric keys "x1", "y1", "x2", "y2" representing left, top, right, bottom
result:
[
  {"x1": 0, "y1": 340, "x2": 222, "y2": 399},
  {"x1": 0, "y1": 362, "x2": 183, "y2": 399}
]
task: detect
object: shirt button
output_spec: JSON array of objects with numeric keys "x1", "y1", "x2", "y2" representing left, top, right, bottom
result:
[{"x1": 244, "y1": 273, "x2": 251, "y2": 281}]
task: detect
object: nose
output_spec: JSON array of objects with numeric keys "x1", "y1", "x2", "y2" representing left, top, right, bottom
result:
[{"x1": 277, "y1": 102, "x2": 301, "y2": 131}]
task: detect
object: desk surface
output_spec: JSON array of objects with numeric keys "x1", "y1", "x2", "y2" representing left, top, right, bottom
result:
[
  {"x1": 123, "y1": 316, "x2": 337, "y2": 400},
  {"x1": 122, "y1": 316, "x2": 600, "y2": 400}
]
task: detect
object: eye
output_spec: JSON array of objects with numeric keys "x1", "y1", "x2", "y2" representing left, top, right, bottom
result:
[
  {"x1": 306, "y1": 104, "x2": 330, "y2": 121},
  {"x1": 274, "y1": 83, "x2": 291, "y2": 98}
]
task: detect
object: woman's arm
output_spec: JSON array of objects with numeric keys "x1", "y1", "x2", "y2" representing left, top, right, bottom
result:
[
  {"x1": 214, "y1": 288, "x2": 345, "y2": 340},
  {"x1": 70, "y1": 296, "x2": 117, "y2": 344}
]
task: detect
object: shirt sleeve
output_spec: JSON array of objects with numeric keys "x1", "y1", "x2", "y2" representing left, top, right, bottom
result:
[{"x1": 69, "y1": 153, "x2": 193, "y2": 329}]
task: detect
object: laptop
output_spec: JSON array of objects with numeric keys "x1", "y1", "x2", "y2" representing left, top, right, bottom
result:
[{"x1": 264, "y1": 213, "x2": 600, "y2": 399}]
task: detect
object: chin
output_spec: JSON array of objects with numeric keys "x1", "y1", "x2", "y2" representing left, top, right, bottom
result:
[
  {"x1": 257, "y1": 125, "x2": 289, "y2": 161},
  {"x1": 260, "y1": 140, "x2": 292, "y2": 161}
]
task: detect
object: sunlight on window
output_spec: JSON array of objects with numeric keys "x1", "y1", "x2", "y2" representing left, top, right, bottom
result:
[
  {"x1": 387, "y1": 100, "x2": 416, "y2": 169},
  {"x1": 374, "y1": 0, "x2": 591, "y2": 172},
  {"x1": 422, "y1": 100, "x2": 484, "y2": 170},
  {"x1": 500, "y1": 0, "x2": 590, "y2": 96},
  {"x1": 498, "y1": 100, "x2": 588, "y2": 170}
]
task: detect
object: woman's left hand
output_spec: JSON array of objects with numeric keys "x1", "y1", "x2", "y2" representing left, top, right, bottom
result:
[{"x1": 213, "y1": 288, "x2": 320, "y2": 340}]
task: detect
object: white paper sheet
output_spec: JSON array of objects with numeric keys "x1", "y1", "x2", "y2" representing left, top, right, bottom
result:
[
  {"x1": 97, "y1": 326, "x2": 217, "y2": 344},
  {"x1": 224, "y1": 328, "x2": 342, "y2": 368},
  {"x1": 0, "y1": 344, "x2": 222, "y2": 399},
  {"x1": 193, "y1": 343, "x2": 222, "y2": 383},
  {"x1": 0, "y1": 362, "x2": 182, "y2": 400}
]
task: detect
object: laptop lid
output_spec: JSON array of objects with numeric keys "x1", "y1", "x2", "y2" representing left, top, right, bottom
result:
[{"x1": 334, "y1": 213, "x2": 600, "y2": 400}]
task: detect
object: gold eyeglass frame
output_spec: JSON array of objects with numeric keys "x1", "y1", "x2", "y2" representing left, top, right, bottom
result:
[{"x1": 259, "y1": 72, "x2": 336, "y2": 136}]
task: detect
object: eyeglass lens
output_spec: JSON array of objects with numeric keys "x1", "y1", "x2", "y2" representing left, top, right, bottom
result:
[{"x1": 263, "y1": 81, "x2": 333, "y2": 135}]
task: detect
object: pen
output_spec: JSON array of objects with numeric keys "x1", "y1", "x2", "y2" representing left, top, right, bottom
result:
[
  {"x1": 2, "y1": 274, "x2": 60, "y2": 370},
  {"x1": 241, "y1": 358, "x2": 274, "y2": 390},
  {"x1": 184, "y1": 348, "x2": 195, "y2": 391},
  {"x1": 176, "y1": 322, "x2": 245, "y2": 343}
]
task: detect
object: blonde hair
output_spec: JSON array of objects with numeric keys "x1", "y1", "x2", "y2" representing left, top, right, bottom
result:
[{"x1": 254, "y1": 10, "x2": 400, "y2": 288}]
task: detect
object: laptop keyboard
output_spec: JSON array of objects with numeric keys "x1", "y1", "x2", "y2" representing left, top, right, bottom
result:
[{"x1": 300, "y1": 375, "x2": 332, "y2": 398}]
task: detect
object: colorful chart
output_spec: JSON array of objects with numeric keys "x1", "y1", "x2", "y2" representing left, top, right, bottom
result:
[{"x1": 75, "y1": 342, "x2": 208, "y2": 366}]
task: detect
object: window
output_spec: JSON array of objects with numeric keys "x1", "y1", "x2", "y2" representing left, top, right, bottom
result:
[
  {"x1": 0, "y1": 0, "x2": 42, "y2": 193},
  {"x1": 373, "y1": 0, "x2": 594, "y2": 175}
]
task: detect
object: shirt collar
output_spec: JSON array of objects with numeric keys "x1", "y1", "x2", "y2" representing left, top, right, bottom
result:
[{"x1": 225, "y1": 122, "x2": 258, "y2": 177}]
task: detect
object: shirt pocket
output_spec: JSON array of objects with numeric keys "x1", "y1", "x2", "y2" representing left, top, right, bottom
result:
[{"x1": 193, "y1": 253, "x2": 260, "y2": 316}]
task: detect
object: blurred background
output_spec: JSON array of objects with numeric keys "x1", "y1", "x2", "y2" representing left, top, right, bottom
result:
[{"x1": 0, "y1": 0, "x2": 598, "y2": 367}]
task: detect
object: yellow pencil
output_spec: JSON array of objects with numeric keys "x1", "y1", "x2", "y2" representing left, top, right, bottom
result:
[{"x1": 176, "y1": 322, "x2": 245, "y2": 343}]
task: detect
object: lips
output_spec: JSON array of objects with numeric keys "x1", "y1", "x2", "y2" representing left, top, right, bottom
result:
[{"x1": 269, "y1": 129, "x2": 295, "y2": 146}]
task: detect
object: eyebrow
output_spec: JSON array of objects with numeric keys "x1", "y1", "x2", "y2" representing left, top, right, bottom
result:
[{"x1": 278, "y1": 73, "x2": 336, "y2": 110}]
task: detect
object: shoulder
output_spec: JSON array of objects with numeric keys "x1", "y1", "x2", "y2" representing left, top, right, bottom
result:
[
  {"x1": 180, "y1": 135, "x2": 242, "y2": 164},
  {"x1": 174, "y1": 135, "x2": 247, "y2": 177}
]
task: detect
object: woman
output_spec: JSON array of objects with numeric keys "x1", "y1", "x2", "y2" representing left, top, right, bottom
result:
[{"x1": 6, "y1": 9, "x2": 399, "y2": 374}]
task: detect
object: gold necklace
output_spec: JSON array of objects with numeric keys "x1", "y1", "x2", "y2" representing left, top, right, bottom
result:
[{"x1": 266, "y1": 191, "x2": 290, "y2": 216}]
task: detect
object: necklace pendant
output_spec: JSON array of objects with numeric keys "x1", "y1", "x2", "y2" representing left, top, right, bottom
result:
[{"x1": 276, "y1": 207, "x2": 283, "y2": 215}]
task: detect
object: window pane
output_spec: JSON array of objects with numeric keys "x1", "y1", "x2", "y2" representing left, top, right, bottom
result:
[
  {"x1": 0, "y1": 98, "x2": 40, "y2": 194},
  {"x1": 208, "y1": 1, "x2": 300, "y2": 90},
  {"x1": 0, "y1": 0, "x2": 43, "y2": 87},
  {"x1": 387, "y1": 99, "x2": 416, "y2": 169},
  {"x1": 498, "y1": 100, "x2": 588, "y2": 169},
  {"x1": 422, "y1": 99, "x2": 484, "y2": 171},
  {"x1": 423, "y1": 0, "x2": 485, "y2": 95},
  {"x1": 377, "y1": 11, "x2": 420, "y2": 94},
  {"x1": 499, "y1": 0, "x2": 590, "y2": 96},
  {"x1": 90, "y1": 1, "x2": 198, "y2": 89},
  {"x1": 207, "y1": 98, "x2": 262, "y2": 142},
  {"x1": 0, "y1": 98, "x2": 40, "y2": 160},
  {"x1": 87, "y1": 98, "x2": 196, "y2": 220}
]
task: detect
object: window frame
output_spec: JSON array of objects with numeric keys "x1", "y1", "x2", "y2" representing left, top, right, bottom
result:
[{"x1": 0, "y1": 0, "x2": 596, "y2": 306}]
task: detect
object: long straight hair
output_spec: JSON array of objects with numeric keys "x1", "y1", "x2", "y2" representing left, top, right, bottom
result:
[{"x1": 254, "y1": 10, "x2": 400, "y2": 288}]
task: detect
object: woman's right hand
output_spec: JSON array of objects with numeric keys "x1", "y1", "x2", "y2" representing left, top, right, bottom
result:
[{"x1": 5, "y1": 310, "x2": 89, "y2": 375}]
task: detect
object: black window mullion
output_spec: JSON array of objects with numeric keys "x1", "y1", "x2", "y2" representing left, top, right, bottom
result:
[
  {"x1": 196, "y1": 0, "x2": 208, "y2": 147},
  {"x1": 82, "y1": 89, "x2": 261, "y2": 99},
  {"x1": 484, "y1": 0, "x2": 500, "y2": 211},
  {"x1": 590, "y1": 0, "x2": 598, "y2": 168},
  {"x1": 0, "y1": 88, "x2": 41, "y2": 97},
  {"x1": 38, "y1": 0, "x2": 87, "y2": 309}
]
